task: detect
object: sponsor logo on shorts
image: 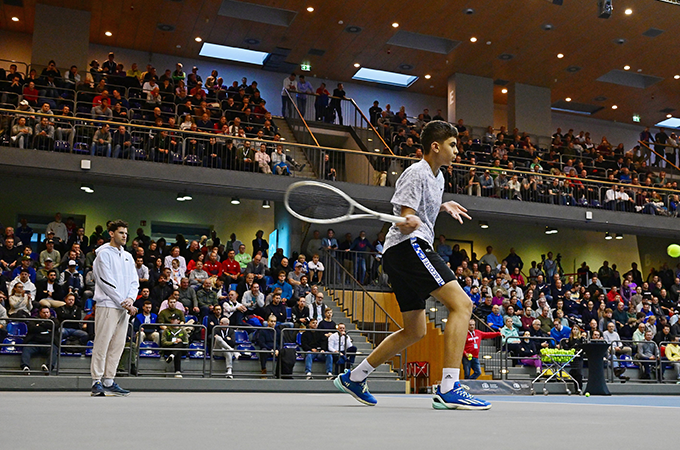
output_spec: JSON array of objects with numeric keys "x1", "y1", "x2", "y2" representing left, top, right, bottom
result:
[{"x1": 410, "y1": 238, "x2": 445, "y2": 287}]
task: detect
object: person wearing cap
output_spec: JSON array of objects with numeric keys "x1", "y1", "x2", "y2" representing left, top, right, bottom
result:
[
  {"x1": 161, "y1": 313, "x2": 189, "y2": 377},
  {"x1": 37, "y1": 258, "x2": 59, "y2": 282},
  {"x1": 9, "y1": 269, "x2": 37, "y2": 301},
  {"x1": 60, "y1": 260, "x2": 85, "y2": 301},
  {"x1": 12, "y1": 256, "x2": 36, "y2": 283},
  {"x1": 466, "y1": 167, "x2": 481, "y2": 196},
  {"x1": 40, "y1": 238, "x2": 61, "y2": 268}
]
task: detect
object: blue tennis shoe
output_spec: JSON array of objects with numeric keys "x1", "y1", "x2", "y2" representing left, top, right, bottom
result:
[
  {"x1": 334, "y1": 369, "x2": 377, "y2": 406},
  {"x1": 432, "y1": 382, "x2": 491, "y2": 410}
]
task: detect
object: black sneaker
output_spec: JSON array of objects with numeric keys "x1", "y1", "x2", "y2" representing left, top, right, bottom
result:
[
  {"x1": 91, "y1": 381, "x2": 106, "y2": 397},
  {"x1": 165, "y1": 354, "x2": 174, "y2": 364},
  {"x1": 41, "y1": 364, "x2": 50, "y2": 375}
]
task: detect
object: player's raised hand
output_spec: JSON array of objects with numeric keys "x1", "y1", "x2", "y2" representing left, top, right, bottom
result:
[
  {"x1": 396, "y1": 214, "x2": 422, "y2": 235},
  {"x1": 440, "y1": 201, "x2": 472, "y2": 224}
]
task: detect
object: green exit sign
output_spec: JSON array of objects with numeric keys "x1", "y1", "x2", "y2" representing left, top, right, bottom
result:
[
  {"x1": 632, "y1": 114, "x2": 640, "y2": 123},
  {"x1": 300, "y1": 63, "x2": 311, "y2": 72}
]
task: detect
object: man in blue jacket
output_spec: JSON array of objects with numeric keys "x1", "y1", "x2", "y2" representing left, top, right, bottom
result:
[
  {"x1": 550, "y1": 318, "x2": 571, "y2": 348},
  {"x1": 486, "y1": 305, "x2": 504, "y2": 331}
]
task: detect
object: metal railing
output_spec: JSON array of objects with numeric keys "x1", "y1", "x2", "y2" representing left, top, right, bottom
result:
[
  {"x1": 207, "y1": 324, "x2": 278, "y2": 378},
  {"x1": 607, "y1": 339, "x2": 661, "y2": 382},
  {"x1": 0, "y1": 317, "x2": 57, "y2": 374},
  {"x1": 659, "y1": 340, "x2": 680, "y2": 383},
  {"x1": 136, "y1": 322, "x2": 207, "y2": 377},
  {"x1": 501, "y1": 336, "x2": 557, "y2": 380},
  {"x1": 278, "y1": 327, "x2": 403, "y2": 379}
]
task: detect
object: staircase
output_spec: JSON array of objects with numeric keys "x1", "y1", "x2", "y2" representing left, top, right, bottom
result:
[{"x1": 273, "y1": 116, "x2": 317, "y2": 179}]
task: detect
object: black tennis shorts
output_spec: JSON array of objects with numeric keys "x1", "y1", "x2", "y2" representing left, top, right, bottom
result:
[{"x1": 383, "y1": 237, "x2": 457, "y2": 312}]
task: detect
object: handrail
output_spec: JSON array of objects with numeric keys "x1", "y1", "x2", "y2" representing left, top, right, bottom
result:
[
  {"x1": 348, "y1": 97, "x2": 394, "y2": 156},
  {"x1": 0, "y1": 58, "x2": 30, "y2": 76},
  {"x1": 321, "y1": 249, "x2": 402, "y2": 333},
  {"x1": 283, "y1": 88, "x2": 319, "y2": 146},
  {"x1": 638, "y1": 140, "x2": 680, "y2": 173}
]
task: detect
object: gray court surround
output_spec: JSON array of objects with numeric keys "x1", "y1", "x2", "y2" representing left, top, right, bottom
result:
[{"x1": 1, "y1": 392, "x2": 676, "y2": 450}]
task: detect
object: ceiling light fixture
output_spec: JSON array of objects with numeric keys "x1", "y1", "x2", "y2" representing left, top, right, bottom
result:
[
  {"x1": 353, "y1": 62, "x2": 360, "y2": 68},
  {"x1": 557, "y1": 53, "x2": 564, "y2": 59},
  {"x1": 624, "y1": 8, "x2": 633, "y2": 15},
  {"x1": 11, "y1": 17, "x2": 19, "y2": 22},
  {"x1": 105, "y1": 31, "x2": 112, "y2": 37},
  {"x1": 424, "y1": 74, "x2": 431, "y2": 79},
  {"x1": 501, "y1": 88, "x2": 508, "y2": 94},
  {"x1": 391, "y1": 22, "x2": 399, "y2": 28},
  {"x1": 675, "y1": 75, "x2": 680, "y2": 80},
  {"x1": 80, "y1": 183, "x2": 94, "y2": 194},
  {"x1": 262, "y1": 200, "x2": 271, "y2": 209},
  {"x1": 612, "y1": 105, "x2": 618, "y2": 109},
  {"x1": 605, "y1": 232, "x2": 613, "y2": 240},
  {"x1": 668, "y1": 114, "x2": 673, "y2": 118},
  {"x1": 615, "y1": 233, "x2": 623, "y2": 240},
  {"x1": 565, "y1": 97, "x2": 572, "y2": 102},
  {"x1": 470, "y1": 37, "x2": 477, "y2": 43},
  {"x1": 195, "y1": 36, "x2": 202, "y2": 42},
  {"x1": 623, "y1": 65, "x2": 630, "y2": 70},
  {"x1": 479, "y1": 221, "x2": 489, "y2": 229},
  {"x1": 545, "y1": 226, "x2": 558, "y2": 235},
  {"x1": 231, "y1": 197, "x2": 240, "y2": 205},
  {"x1": 176, "y1": 193, "x2": 185, "y2": 202},
  {"x1": 306, "y1": 6, "x2": 314, "y2": 12}
]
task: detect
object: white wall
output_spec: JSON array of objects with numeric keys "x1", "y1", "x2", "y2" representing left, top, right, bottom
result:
[{"x1": 448, "y1": 73, "x2": 494, "y2": 126}]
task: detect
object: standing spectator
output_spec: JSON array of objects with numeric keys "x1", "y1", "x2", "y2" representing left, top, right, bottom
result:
[
  {"x1": 654, "y1": 128, "x2": 669, "y2": 167},
  {"x1": 296, "y1": 75, "x2": 313, "y2": 117},
  {"x1": 463, "y1": 319, "x2": 500, "y2": 379},
  {"x1": 161, "y1": 314, "x2": 189, "y2": 378},
  {"x1": 90, "y1": 220, "x2": 138, "y2": 396},
  {"x1": 252, "y1": 230, "x2": 269, "y2": 259},
  {"x1": 315, "y1": 83, "x2": 330, "y2": 121},
  {"x1": 281, "y1": 73, "x2": 297, "y2": 117},
  {"x1": 330, "y1": 83, "x2": 347, "y2": 125}
]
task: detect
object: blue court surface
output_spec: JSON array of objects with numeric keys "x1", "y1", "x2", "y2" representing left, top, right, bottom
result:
[{"x1": 2, "y1": 391, "x2": 677, "y2": 449}]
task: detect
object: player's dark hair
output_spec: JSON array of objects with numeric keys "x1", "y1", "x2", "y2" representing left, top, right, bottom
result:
[
  {"x1": 108, "y1": 219, "x2": 128, "y2": 233},
  {"x1": 421, "y1": 120, "x2": 458, "y2": 155}
]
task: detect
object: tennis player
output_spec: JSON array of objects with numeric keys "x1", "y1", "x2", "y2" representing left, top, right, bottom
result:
[
  {"x1": 334, "y1": 120, "x2": 491, "y2": 410},
  {"x1": 90, "y1": 220, "x2": 139, "y2": 396}
]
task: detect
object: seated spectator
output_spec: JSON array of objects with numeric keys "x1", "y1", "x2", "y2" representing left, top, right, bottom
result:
[
  {"x1": 157, "y1": 296, "x2": 186, "y2": 328},
  {"x1": 245, "y1": 254, "x2": 267, "y2": 291},
  {"x1": 255, "y1": 314, "x2": 280, "y2": 374},
  {"x1": 20, "y1": 306, "x2": 59, "y2": 374},
  {"x1": 212, "y1": 317, "x2": 236, "y2": 378},
  {"x1": 327, "y1": 323, "x2": 357, "y2": 375},
  {"x1": 32, "y1": 117, "x2": 55, "y2": 151},
  {"x1": 196, "y1": 279, "x2": 219, "y2": 318},
  {"x1": 486, "y1": 305, "x2": 504, "y2": 331},
  {"x1": 264, "y1": 292, "x2": 292, "y2": 328},
  {"x1": 234, "y1": 244, "x2": 251, "y2": 272},
  {"x1": 290, "y1": 297, "x2": 310, "y2": 327},
  {"x1": 529, "y1": 319, "x2": 552, "y2": 349},
  {"x1": 293, "y1": 275, "x2": 311, "y2": 304},
  {"x1": 236, "y1": 272, "x2": 256, "y2": 300},
  {"x1": 269, "y1": 271, "x2": 293, "y2": 304},
  {"x1": 11, "y1": 116, "x2": 33, "y2": 149},
  {"x1": 12, "y1": 256, "x2": 36, "y2": 283},
  {"x1": 59, "y1": 260, "x2": 84, "y2": 301},
  {"x1": 664, "y1": 336, "x2": 680, "y2": 383},
  {"x1": 636, "y1": 331, "x2": 658, "y2": 379},
  {"x1": 91, "y1": 124, "x2": 112, "y2": 157},
  {"x1": 308, "y1": 291, "x2": 328, "y2": 322},
  {"x1": 221, "y1": 250, "x2": 241, "y2": 283},
  {"x1": 603, "y1": 321, "x2": 632, "y2": 380},
  {"x1": 537, "y1": 307, "x2": 553, "y2": 333},
  {"x1": 134, "y1": 300, "x2": 159, "y2": 344},
  {"x1": 35, "y1": 268, "x2": 65, "y2": 307},
  {"x1": 307, "y1": 254, "x2": 325, "y2": 285},
  {"x1": 189, "y1": 261, "x2": 209, "y2": 287},
  {"x1": 550, "y1": 318, "x2": 571, "y2": 348},
  {"x1": 22, "y1": 81, "x2": 39, "y2": 107},
  {"x1": 56, "y1": 293, "x2": 88, "y2": 345},
  {"x1": 161, "y1": 313, "x2": 189, "y2": 378},
  {"x1": 92, "y1": 99, "x2": 113, "y2": 120},
  {"x1": 500, "y1": 317, "x2": 521, "y2": 352},
  {"x1": 301, "y1": 318, "x2": 333, "y2": 378},
  {"x1": 241, "y1": 283, "x2": 265, "y2": 317}
]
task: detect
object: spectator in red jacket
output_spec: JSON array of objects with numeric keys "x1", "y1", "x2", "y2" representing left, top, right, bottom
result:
[
  {"x1": 463, "y1": 319, "x2": 500, "y2": 379},
  {"x1": 203, "y1": 250, "x2": 223, "y2": 278}
]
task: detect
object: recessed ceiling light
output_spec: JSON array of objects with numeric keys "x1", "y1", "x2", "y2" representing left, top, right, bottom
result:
[
  {"x1": 392, "y1": 22, "x2": 399, "y2": 28},
  {"x1": 625, "y1": 8, "x2": 633, "y2": 15},
  {"x1": 105, "y1": 31, "x2": 112, "y2": 37},
  {"x1": 486, "y1": 41, "x2": 492, "y2": 45},
  {"x1": 565, "y1": 97, "x2": 572, "y2": 102},
  {"x1": 430, "y1": 85, "x2": 434, "y2": 88},
  {"x1": 306, "y1": 6, "x2": 314, "y2": 12},
  {"x1": 612, "y1": 105, "x2": 618, "y2": 109},
  {"x1": 11, "y1": 17, "x2": 19, "y2": 22},
  {"x1": 424, "y1": 74, "x2": 431, "y2": 79},
  {"x1": 195, "y1": 36, "x2": 202, "y2": 42},
  {"x1": 557, "y1": 53, "x2": 564, "y2": 59},
  {"x1": 675, "y1": 75, "x2": 680, "y2": 79},
  {"x1": 623, "y1": 65, "x2": 630, "y2": 70},
  {"x1": 353, "y1": 62, "x2": 360, "y2": 68},
  {"x1": 667, "y1": 114, "x2": 673, "y2": 118},
  {"x1": 231, "y1": 197, "x2": 240, "y2": 205},
  {"x1": 470, "y1": 37, "x2": 477, "y2": 43},
  {"x1": 176, "y1": 45, "x2": 181, "y2": 48},
  {"x1": 501, "y1": 88, "x2": 508, "y2": 94}
]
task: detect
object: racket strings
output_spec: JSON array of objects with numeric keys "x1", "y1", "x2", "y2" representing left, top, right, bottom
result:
[{"x1": 286, "y1": 184, "x2": 353, "y2": 221}]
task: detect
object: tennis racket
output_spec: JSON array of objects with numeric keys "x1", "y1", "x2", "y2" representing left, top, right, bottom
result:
[{"x1": 284, "y1": 180, "x2": 406, "y2": 224}]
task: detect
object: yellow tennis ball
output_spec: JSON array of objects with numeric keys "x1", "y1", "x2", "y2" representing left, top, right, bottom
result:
[
  {"x1": 585, "y1": 392, "x2": 590, "y2": 397},
  {"x1": 668, "y1": 244, "x2": 680, "y2": 258}
]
